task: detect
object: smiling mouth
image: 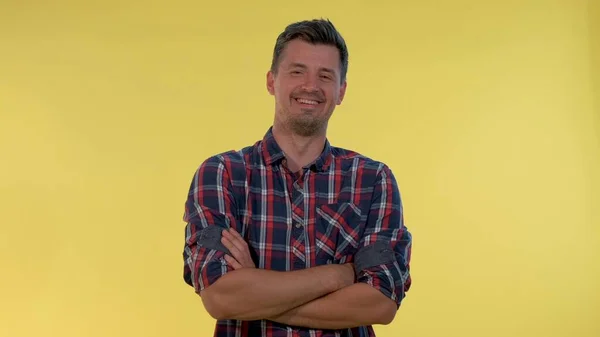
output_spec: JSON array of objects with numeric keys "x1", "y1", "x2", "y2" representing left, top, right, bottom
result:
[{"x1": 294, "y1": 98, "x2": 321, "y2": 105}]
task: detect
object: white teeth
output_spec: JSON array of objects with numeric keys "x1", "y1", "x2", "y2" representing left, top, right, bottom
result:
[{"x1": 296, "y1": 98, "x2": 319, "y2": 105}]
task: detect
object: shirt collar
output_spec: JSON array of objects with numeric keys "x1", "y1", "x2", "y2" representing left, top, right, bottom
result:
[{"x1": 261, "y1": 126, "x2": 333, "y2": 172}]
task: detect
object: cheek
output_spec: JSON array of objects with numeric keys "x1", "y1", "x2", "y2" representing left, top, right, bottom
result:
[
  {"x1": 275, "y1": 90, "x2": 293, "y2": 107},
  {"x1": 276, "y1": 88, "x2": 290, "y2": 101},
  {"x1": 277, "y1": 85, "x2": 296, "y2": 100},
  {"x1": 325, "y1": 88, "x2": 338, "y2": 103}
]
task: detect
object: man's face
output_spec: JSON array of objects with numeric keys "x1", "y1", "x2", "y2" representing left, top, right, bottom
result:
[{"x1": 267, "y1": 39, "x2": 347, "y2": 137}]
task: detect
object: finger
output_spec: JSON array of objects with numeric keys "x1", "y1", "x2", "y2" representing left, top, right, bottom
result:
[
  {"x1": 228, "y1": 227, "x2": 246, "y2": 244},
  {"x1": 223, "y1": 228, "x2": 254, "y2": 267},
  {"x1": 222, "y1": 228, "x2": 233, "y2": 237},
  {"x1": 228, "y1": 229, "x2": 255, "y2": 265},
  {"x1": 223, "y1": 228, "x2": 248, "y2": 254},
  {"x1": 222, "y1": 230, "x2": 242, "y2": 253},
  {"x1": 222, "y1": 228, "x2": 238, "y2": 243},
  {"x1": 221, "y1": 235, "x2": 243, "y2": 261},
  {"x1": 228, "y1": 232, "x2": 253, "y2": 266},
  {"x1": 224, "y1": 255, "x2": 242, "y2": 269}
]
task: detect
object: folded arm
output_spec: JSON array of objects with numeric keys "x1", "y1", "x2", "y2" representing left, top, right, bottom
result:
[
  {"x1": 268, "y1": 164, "x2": 413, "y2": 329},
  {"x1": 182, "y1": 155, "x2": 354, "y2": 321},
  {"x1": 268, "y1": 283, "x2": 397, "y2": 329},
  {"x1": 200, "y1": 263, "x2": 353, "y2": 321}
]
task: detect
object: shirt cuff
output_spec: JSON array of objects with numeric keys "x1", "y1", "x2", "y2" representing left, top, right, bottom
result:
[
  {"x1": 354, "y1": 241, "x2": 410, "y2": 307},
  {"x1": 185, "y1": 226, "x2": 234, "y2": 294}
]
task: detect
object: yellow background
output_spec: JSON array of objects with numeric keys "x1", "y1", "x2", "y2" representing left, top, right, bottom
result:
[{"x1": 1, "y1": 1, "x2": 598, "y2": 336}]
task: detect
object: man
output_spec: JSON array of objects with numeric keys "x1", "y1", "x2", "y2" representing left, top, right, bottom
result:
[{"x1": 182, "y1": 18, "x2": 412, "y2": 337}]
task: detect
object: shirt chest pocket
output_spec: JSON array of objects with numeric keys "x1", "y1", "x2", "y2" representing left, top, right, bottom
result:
[{"x1": 315, "y1": 202, "x2": 364, "y2": 263}]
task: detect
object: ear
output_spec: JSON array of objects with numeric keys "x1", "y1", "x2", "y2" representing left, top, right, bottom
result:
[
  {"x1": 336, "y1": 80, "x2": 347, "y2": 105},
  {"x1": 266, "y1": 70, "x2": 275, "y2": 95}
]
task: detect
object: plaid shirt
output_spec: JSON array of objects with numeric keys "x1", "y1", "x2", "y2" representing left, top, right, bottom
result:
[{"x1": 182, "y1": 127, "x2": 412, "y2": 337}]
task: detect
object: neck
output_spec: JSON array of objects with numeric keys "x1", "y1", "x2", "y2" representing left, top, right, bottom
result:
[{"x1": 272, "y1": 123, "x2": 327, "y2": 173}]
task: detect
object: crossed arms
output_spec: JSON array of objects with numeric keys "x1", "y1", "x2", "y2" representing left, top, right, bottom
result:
[
  {"x1": 182, "y1": 156, "x2": 412, "y2": 330},
  {"x1": 201, "y1": 227, "x2": 396, "y2": 329}
]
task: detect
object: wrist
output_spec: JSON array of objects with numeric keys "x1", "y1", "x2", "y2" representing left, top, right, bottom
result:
[
  {"x1": 332, "y1": 264, "x2": 355, "y2": 290},
  {"x1": 312, "y1": 264, "x2": 340, "y2": 292}
]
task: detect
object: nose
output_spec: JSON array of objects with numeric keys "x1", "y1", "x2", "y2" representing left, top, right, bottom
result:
[{"x1": 301, "y1": 73, "x2": 319, "y2": 92}]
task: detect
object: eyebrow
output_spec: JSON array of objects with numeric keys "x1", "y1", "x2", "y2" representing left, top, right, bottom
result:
[{"x1": 288, "y1": 62, "x2": 336, "y2": 75}]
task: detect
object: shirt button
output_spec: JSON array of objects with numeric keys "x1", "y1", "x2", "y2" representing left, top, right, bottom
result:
[{"x1": 295, "y1": 222, "x2": 302, "y2": 229}]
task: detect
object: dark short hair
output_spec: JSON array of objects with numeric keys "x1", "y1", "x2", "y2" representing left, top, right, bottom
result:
[{"x1": 270, "y1": 18, "x2": 349, "y2": 83}]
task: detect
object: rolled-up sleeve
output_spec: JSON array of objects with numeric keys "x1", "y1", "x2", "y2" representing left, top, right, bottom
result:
[
  {"x1": 355, "y1": 164, "x2": 412, "y2": 308},
  {"x1": 182, "y1": 155, "x2": 239, "y2": 294}
]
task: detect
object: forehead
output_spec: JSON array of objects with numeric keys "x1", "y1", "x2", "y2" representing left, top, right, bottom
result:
[{"x1": 279, "y1": 39, "x2": 340, "y2": 70}]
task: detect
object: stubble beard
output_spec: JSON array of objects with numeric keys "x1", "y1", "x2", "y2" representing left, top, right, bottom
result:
[{"x1": 288, "y1": 111, "x2": 328, "y2": 137}]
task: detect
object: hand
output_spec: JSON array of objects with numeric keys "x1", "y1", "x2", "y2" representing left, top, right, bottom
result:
[{"x1": 221, "y1": 227, "x2": 256, "y2": 269}]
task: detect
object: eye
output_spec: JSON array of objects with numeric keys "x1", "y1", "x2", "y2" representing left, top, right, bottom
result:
[
  {"x1": 290, "y1": 70, "x2": 302, "y2": 75},
  {"x1": 320, "y1": 74, "x2": 333, "y2": 81}
]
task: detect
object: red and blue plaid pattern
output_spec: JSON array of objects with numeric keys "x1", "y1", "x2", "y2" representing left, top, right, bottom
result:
[{"x1": 183, "y1": 127, "x2": 412, "y2": 337}]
